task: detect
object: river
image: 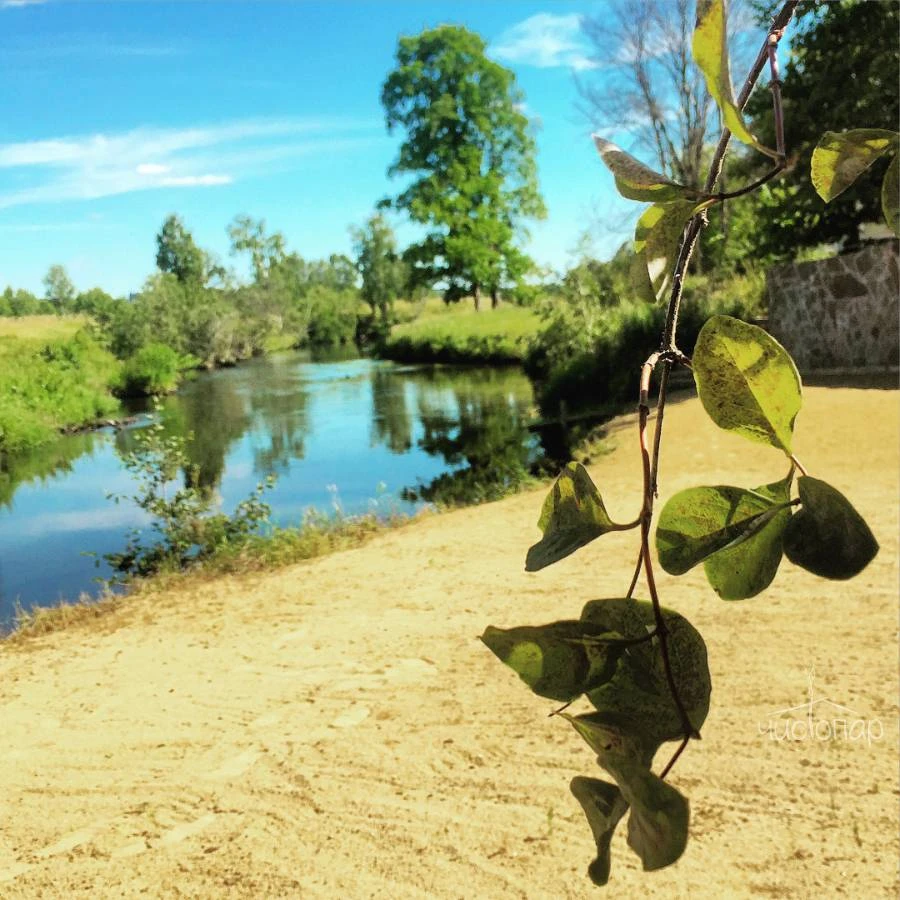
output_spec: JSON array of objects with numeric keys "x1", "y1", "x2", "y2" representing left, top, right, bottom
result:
[{"x1": 0, "y1": 352, "x2": 539, "y2": 624}]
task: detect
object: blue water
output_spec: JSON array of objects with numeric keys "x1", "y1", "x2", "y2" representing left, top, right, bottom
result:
[{"x1": 0, "y1": 353, "x2": 535, "y2": 622}]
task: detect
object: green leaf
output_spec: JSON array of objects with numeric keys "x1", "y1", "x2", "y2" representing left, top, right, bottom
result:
[
  {"x1": 783, "y1": 476, "x2": 878, "y2": 579},
  {"x1": 569, "y1": 777, "x2": 629, "y2": 887},
  {"x1": 633, "y1": 201, "x2": 709, "y2": 303},
  {"x1": 566, "y1": 717, "x2": 690, "y2": 873},
  {"x1": 693, "y1": 0, "x2": 778, "y2": 159},
  {"x1": 629, "y1": 248, "x2": 657, "y2": 303},
  {"x1": 579, "y1": 598, "x2": 711, "y2": 744},
  {"x1": 811, "y1": 129, "x2": 899, "y2": 202},
  {"x1": 693, "y1": 315, "x2": 802, "y2": 453},
  {"x1": 593, "y1": 135, "x2": 701, "y2": 203},
  {"x1": 525, "y1": 462, "x2": 627, "y2": 572},
  {"x1": 480, "y1": 620, "x2": 626, "y2": 702},
  {"x1": 703, "y1": 471, "x2": 793, "y2": 600},
  {"x1": 656, "y1": 484, "x2": 790, "y2": 577},
  {"x1": 882, "y1": 153, "x2": 900, "y2": 237},
  {"x1": 607, "y1": 759, "x2": 690, "y2": 872}
]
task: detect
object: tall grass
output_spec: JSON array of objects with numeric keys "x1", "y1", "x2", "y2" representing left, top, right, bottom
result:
[
  {"x1": 383, "y1": 303, "x2": 540, "y2": 363},
  {"x1": 0, "y1": 314, "x2": 88, "y2": 340}
]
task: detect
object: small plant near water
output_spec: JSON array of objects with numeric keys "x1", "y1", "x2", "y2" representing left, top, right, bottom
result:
[
  {"x1": 481, "y1": 0, "x2": 889, "y2": 886},
  {"x1": 104, "y1": 415, "x2": 275, "y2": 579},
  {"x1": 101, "y1": 411, "x2": 409, "y2": 585}
]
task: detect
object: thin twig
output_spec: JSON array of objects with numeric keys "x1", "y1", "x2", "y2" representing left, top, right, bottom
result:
[
  {"x1": 711, "y1": 162, "x2": 784, "y2": 200},
  {"x1": 660, "y1": 0, "x2": 799, "y2": 354},
  {"x1": 767, "y1": 33, "x2": 786, "y2": 159},
  {"x1": 625, "y1": 546, "x2": 644, "y2": 599},
  {"x1": 790, "y1": 454, "x2": 809, "y2": 476},
  {"x1": 639, "y1": 1, "x2": 799, "y2": 778},
  {"x1": 659, "y1": 735, "x2": 690, "y2": 779}
]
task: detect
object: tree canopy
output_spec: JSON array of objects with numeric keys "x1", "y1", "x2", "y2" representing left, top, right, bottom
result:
[
  {"x1": 382, "y1": 25, "x2": 546, "y2": 309},
  {"x1": 745, "y1": 0, "x2": 900, "y2": 257},
  {"x1": 156, "y1": 215, "x2": 207, "y2": 285},
  {"x1": 43, "y1": 264, "x2": 76, "y2": 308},
  {"x1": 352, "y1": 214, "x2": 407, "y2": 330}
]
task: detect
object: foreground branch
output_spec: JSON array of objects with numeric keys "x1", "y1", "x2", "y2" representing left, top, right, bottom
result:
[{"x1": 636, "y1": 0, "x2": 799, "y2": 776}]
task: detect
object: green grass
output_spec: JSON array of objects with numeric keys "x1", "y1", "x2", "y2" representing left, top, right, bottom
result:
[
  {"x1": 0, "y1": 324, "x2": 122, "y2": 454},
  {"x1": 383, "y1": 302, "x2": 540, "y2": 363}
]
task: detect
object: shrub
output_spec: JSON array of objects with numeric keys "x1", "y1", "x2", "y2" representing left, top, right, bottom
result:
[
  {"x1": 0, "y1": 329, "x2": 120, "y2": 453},
  {"x1": 105, "y1": 417, "x2": 275, "y2": 578},
  {"x1": 118, "y1": 342, "x2": 181, "y2": 396}
]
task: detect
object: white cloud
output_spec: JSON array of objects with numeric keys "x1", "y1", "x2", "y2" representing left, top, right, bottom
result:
[
  {"x1": 136, "y1": 163, "x2": 171, "y2": 176},
  {"x1": 159, "y1": 174, "x2": 233, "y2": 187},
  {"x1": 0, "y1": 117, "x2": 381, "y2": 209},
  {"x1": 0, "y1": 0, "x2": 47, "y2": 8},
  {"x1": 492, "y1": 13, "x2": 597, "y2": 71}
]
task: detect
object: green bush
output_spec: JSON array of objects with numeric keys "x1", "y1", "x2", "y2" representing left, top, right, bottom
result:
[
  {"x1": 105, "y1": 418, "x2": 275, "y2": 578},
  {"x1": 0, "y1": 329, "x2": 121, "y2": 454},
  {"x1": 527, "y1": 290, "x2": 756, "y2": 421},
  {"x1": 118, "y1": 342, "x2": 182, "y2": 396},
  {"x1": 306, "y1": 286, "x2": 359, "y2": 346}
]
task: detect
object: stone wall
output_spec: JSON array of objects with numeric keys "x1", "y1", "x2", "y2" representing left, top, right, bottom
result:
[{"x1": 766, "y1": 241, "x2": 899, "y2": 370}]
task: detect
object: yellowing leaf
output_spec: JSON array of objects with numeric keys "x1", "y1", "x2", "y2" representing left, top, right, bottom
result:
[
  {"x1": 692, "y1": 315, "x2": 802, "y2": 454},
  {"x1": 693, "y1": 0, "x2": 778, "y2": 158},
  {"x1": 703, "y1": 471, "x2": 793, "y2": 600},
  {"x1": 656, "y1": 484, "x2": 788, "y2": 576},
  {"x1": 811, "y1": 129, "x2": 899, "y2": 202},
  {"x1": 633, "y1": 200, "x2": 710, "y2": 303},
  {"x1": 593, "y1": 135, "x2": 701, "y2": 203}
]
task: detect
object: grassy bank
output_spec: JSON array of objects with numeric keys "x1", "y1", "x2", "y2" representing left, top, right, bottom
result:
[
  {"x1": 382, "y1": 300, "x2": 539, "y2": 363},
  {"x1": 0, "y1": 318, "x2": 122, "y2": 454}
]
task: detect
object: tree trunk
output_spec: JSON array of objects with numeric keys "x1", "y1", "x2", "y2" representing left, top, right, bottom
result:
[
  {"x1": 491, "y1": 287, "x2": 501, "y2": 308},
  {"x1": 473, "y1": 284, "x2": 482, "y2": 312}
]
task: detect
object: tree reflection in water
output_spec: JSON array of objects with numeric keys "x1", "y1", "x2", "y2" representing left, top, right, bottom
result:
[{"x1": 400, "y1": 367, "x2": 539, "y2": 505}]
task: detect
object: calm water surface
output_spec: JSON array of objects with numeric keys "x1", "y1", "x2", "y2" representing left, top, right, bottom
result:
[{"x1": 0, "y1": 353, "x2": 537, "y2": 622}]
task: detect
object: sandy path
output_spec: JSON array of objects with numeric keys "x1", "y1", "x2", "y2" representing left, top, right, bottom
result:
[{"x1": 0, "y1": 386, "x2": 897, "y2": 899}]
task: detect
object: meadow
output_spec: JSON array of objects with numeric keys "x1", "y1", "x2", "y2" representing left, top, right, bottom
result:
[{"x1": 383, "y1": 297, "x2": 540, "y2": 363}]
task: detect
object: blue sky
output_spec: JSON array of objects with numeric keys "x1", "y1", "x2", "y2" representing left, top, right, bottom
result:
[{"x1": 1, "y1": 1, "x2": 652, "y2": 296}]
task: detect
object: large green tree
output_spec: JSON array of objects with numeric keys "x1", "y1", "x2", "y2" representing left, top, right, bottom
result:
[
  {"x1": 156, "y1": 215, "x2": 206, "y2": 285},
  {"x1": 382, "y1": 25, "x2": 546, "y2": 310},
  {"x1": 745, "y1": 0, "x2": 900, "y2": 258}
]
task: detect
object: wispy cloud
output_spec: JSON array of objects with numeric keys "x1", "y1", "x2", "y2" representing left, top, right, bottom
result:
[
  {"x1": 492, "y1": 13, "x2": 597, "y2": 71},
  {"x1": 0, "y1": 0, "x2": 48, "y2": 8},
  {"x1": 0, "y1": 117, "x2": 381, "y2": 209}
]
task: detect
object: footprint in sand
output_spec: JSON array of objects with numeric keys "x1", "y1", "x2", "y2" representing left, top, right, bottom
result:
[
  {"x1": 208, "y1": 749, "x2": 260, "y2": 780},
  {"x1": 330, "y1": 705, "x2": 370, "y2": 728}
]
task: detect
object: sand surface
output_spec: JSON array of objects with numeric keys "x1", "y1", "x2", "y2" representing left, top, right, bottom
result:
[{"x1": 1, "y1": 386, "x2": 897, "y2": 899}]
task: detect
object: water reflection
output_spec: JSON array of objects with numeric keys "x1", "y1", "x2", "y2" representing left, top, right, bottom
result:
[
  {"x1": 0, "y1": 431, "x2": 99, "y2": 509},
  {"x1": 404, "y1": 367, "x2": 537, "y2": 504},
  {"x1": 370, "y1": 367, "x2": 413, "y2": 453},
  {"x1": 0, "y1": 354, "x2": 540, "y2": 615}
]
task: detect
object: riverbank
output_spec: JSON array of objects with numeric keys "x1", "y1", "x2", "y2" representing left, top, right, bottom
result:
[
  {"x1": 381, "y1": 302, "x2": 539, "y2": 363},
  {"x1": 0, "y1": 385, "x2": 897, "y2": 897},
  {"x1": 0, "y1": 321, "x2": 121, "y2": 454}
]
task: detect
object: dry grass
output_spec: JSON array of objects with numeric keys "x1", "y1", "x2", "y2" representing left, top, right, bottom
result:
[
  {"x1": 0, "y1": 314, "x2": 88, "y2": 342},
  {"x1": 2, "y1": 510, "x2": 425, "y2": 645}
]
